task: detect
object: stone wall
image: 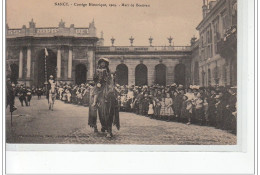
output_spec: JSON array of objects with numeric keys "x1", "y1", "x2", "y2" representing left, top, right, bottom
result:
[{"x1": 95, "y1": 54, "x2": 191, "y2": 86}]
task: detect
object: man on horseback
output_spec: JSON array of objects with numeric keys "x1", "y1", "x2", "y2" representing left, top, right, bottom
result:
[{"x1": 88, "y1": 58, "x2": 120, "y2": 138}]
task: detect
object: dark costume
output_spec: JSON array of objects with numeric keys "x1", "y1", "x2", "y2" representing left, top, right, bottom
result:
[
  {"x1": 26, "y1": 88, "x2": 32, "y2": 106},
  {"x1": 88, "y1": 58, "x2": 120, "y2": 136},
  {"x1": 6, "y1": 80, "x2": 16, "y2": 112},
  {"x1": 172, "y1": 94, "x2": 182, "y2": 120},
  {"x1": 36, "y1": 88, "x2": 43, "y2": 99},
  {"x1": 18, "y1": 87, "x2": 28, "y2": 106},
  {"x1": 215, "y1": 98, "x2": 225, "y2": 129}
]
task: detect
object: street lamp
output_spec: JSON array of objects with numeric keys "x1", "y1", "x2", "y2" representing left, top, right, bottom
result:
[
  {"x1": 168, "y1": 36, "x2": 173, "y2": 46},
  {"x1": 44, "y1": 51, "x2": 48, "y2": 94},
  {"x1": 149, "y1": 36, "x2": 153, "y2": 46},
  {"x1": 111, "y1": 37, "x2": 115, "y2": 46},
  {"x1": 129, "y1": 36, "x2": 134, "y2": 46},
  {"x1": 55, "y1": 66, "x2": 57, "y2": 78}
]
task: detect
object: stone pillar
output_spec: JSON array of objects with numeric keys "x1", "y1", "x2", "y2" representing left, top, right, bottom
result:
[
  {"x1": 68, "y1": 47, "x2": 73, "y2": 79},
  {"x1": 19, "y1": 49, "x2": 23, "y2": 78},
  {"x1": 57, "y1": 47, "x2": 61, "y2": 79},
  {"x1": 128, "y1": 66, "x2": 135, "y2": 86},
  {"x1": 26, "y1": 47, "x2": 31, "y2": 78},
  {"x1": 166, "y1": 61, "x2": 179, "y2": 85},
  {"x1": 147, "y1": 65, "x2": 155, "y2": 86},
  {"x1": 87, "y1": 50, "x2": 94, "y2": 80},
  {"x1": 211, "y1": 22, "x2": 215, "y2": 56}
]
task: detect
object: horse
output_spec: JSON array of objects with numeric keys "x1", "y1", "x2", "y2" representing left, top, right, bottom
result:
[
  {"x1": 48, "y1": 86, "x2": 56, "y2": 111},
  {"x1": 88, "y1": 73, "x2": 120, "y2": 138}
]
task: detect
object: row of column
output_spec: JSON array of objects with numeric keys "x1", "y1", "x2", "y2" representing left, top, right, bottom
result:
[
  {"x1": 18, "y1": 48, "x2": 31, "y2": 79},
  {"x1": 18, "y1": 47, "x2": 73, "y2": 79},
  {"x1": 56, "y1": 47, "x2": 73, "y2": 79}
]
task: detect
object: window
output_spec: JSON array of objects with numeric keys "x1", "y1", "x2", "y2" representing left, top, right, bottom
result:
[
  {"x1": 222, "y1": 13, "x2": 228, "y2": 32},
  {"x1": 201, "y1": 49, "x2": 205, "y2": 61},
  {"x1": 213, "y1": 18, "x2": 220, "y2": 54},
  {"x1": 232, "y1": 1, "x2": 237, "y2": 26},
  {"x1": 208, "y1": 69, "x2": 211, "y2": 86}
]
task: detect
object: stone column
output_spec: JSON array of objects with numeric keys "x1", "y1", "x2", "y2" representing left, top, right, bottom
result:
[
  {"x1": 57, "y1": 47, "x2": 61, "y2": 79},
  {"x1": 147, "y1": 65, "x2": 155, "y2": 86},
  {"x1": 68, "y1": 47, "x2": 73, "y2": 79},
  {"x1": 26, "y1": 47, "x2": 31, "y2": 78},
  {"x1": 87, "y1": 50, "x2": 94, "y2": 80},
  {"x1": 166, "y1": 60, "x2": 179, "y2": 85},
  {"x1": 19, "y1": 49, "x2": 23, "y2": 78},
  {"x1": 128, "y1": 66, "x2": 135, "y2": 86},
  {"x1": 211, "y1": 22, "x2": 215, "y2": 56}
]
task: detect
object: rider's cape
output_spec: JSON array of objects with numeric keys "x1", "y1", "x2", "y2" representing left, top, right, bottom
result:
[{"x1": 88, "y1": 73, "x2": 120, "y2": 130}]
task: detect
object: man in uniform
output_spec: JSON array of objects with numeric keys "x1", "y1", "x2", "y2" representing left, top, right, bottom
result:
[{"x1": 18, "y1": 84, "x2": 28, "y2": 107}]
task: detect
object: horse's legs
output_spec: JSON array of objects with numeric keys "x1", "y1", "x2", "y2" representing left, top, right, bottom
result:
[
  {"x1": 106, "y1": 128, "x2": 113, "y2": 138},
  {"x1": 106, "y1": 119, "x2": 113, "y2": 138},
  {"x1": 94, "y1": 126, "x2": 98, "y2": 133}
]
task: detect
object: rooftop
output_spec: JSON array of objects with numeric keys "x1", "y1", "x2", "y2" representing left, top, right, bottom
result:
[{"x1": 6, "y1": 19, "x2": 97, "y2": 38}]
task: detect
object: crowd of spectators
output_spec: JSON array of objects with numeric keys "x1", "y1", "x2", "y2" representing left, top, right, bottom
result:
[{"x1": 54, "y1": 82, "x2": 237, "y2": 134}]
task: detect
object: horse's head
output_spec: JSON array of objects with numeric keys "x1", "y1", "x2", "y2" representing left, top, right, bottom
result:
[
  {"x1": 106, "y1": 72, "x2": 116, "y2": 93},
  {"x1": 110, "y1": 72, "x2": 116, "y2": 86}
]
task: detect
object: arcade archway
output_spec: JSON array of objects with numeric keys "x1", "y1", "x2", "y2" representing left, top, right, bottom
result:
[
  {"x1": 155, "y1": 64, "x2": 166, "y2": 86},
  {"x1": 116, "y1": 64, "x2": 128, "y2": 85},
  {"x1": 75, "y1": 64, "x2": 87, "y2": 85},
  {"x1": 174, "y1": 64, "x2": 186, "y2": 86},
  {"x1": 135, "y1": 64, "x2": 147, "y2": 86},
  {"x1": 37, "y1": 49, "x2": 57, "y2": 87}
]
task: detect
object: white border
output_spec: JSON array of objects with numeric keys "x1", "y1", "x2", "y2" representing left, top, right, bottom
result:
[{"x1": 2, "y1": 0, "x2": 256, "y2": 174}]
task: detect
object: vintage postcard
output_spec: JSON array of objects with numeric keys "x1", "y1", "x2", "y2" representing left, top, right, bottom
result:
[
  {"x1": 4, "y1": 0, "x2": 257, "y2": 174},
  {"x1": 5, "y1": 0, "x2": 239, "y2": 147}
]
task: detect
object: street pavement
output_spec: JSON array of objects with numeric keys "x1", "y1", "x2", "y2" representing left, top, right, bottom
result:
[{"x1": 6, "y1": 96, "x2": 236, "y2": 145}]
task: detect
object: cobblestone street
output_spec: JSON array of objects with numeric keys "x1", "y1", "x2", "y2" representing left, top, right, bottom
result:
[{"x1": 6, "y1": 97, "x2": 236, "y2": 145}]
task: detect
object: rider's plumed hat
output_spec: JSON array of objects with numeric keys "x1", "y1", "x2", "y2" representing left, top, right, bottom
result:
[{"x1": 98, "y1": 58, "x2": 109, "y2": 66}]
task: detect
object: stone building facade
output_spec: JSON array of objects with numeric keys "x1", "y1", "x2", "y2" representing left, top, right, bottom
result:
[
  {"x1": 6, "y1": 19, "x2": 192, "y2": 87},
  {"x1": 195, "y1": 0, "x2": 237, "y2": 87},
  {"x1": 6, "y1": 19, "x2": 98, "y2": 87},
  {"x1": 7, "y1": 0, "x2": 237, "y2": 88},
  {"x1": 96, "y1": 46, "x2": 191, "y2": 86}
]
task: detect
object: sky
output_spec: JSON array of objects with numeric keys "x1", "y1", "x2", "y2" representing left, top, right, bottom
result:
[{"x1": 6, "y1": 0, "x2": 203, "y2": 46}]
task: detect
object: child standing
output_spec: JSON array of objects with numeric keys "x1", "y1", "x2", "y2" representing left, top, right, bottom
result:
[
  {"x1": 165, "y1": 93, "x2": 174, "y2": 121},
  {"x1": 147, "y1": 100, "x2": 154, "y2": 118},
  {"x1": 160, "y1": 98, "x2": 166, "y2": 120},
  {"x1": 186, "y1": 100, "x2": 193, "y2": 125}
]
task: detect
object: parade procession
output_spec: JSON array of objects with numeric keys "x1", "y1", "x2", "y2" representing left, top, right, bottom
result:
[
  {"x1": 5, "y1": 0, "x2": 237, "y2": 144},
  {"x1": 6, "y1": 56, "x2": 237, "y2": 143}
]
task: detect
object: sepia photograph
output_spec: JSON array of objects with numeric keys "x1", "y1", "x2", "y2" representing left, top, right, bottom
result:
[{"x1": 5, "y1": 0, "x2": 238, "y2": 145}]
